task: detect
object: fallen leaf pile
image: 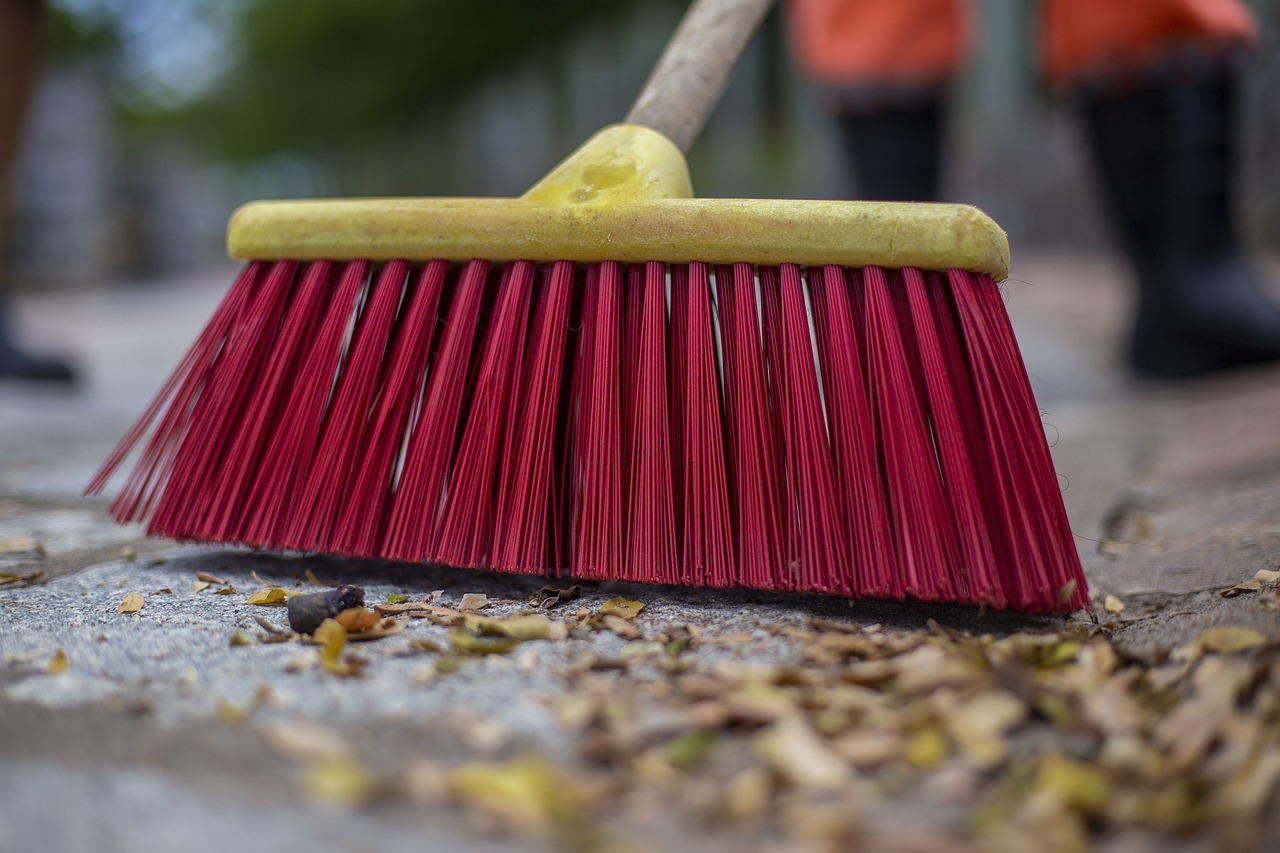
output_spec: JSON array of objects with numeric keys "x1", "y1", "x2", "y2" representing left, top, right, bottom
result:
[{"x1": 198, "y1": 570, "x2": 1280, "y2": 850}]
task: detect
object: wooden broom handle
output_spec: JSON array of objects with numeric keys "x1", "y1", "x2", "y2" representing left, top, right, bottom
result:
[{"x1": 625, "y1": 0, "x2": 775, "y2": 153}]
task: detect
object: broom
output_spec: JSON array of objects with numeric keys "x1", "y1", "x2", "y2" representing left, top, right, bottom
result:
[{"x1": 86, "y1": 0, "x2": 1089, "y2": 612}]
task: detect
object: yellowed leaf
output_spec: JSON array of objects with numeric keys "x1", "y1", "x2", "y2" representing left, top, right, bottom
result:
[
  {"x1": 304, "y1": 569, "x2": 332, "y2": 587},
  {"x1": 451, "y1": 630, "x2": 521, "y2": 655},
  {"x1": 216, "y1": 696, "x2": 249, "y2": 724},
  {"x1": 193, "y1": 580, "x2": 211, "y2": 593},
  {"x1": 1104, "y1": 595, "x2": 1125, "y2": 613},
  {"x1": 1037, "y1": 753, "x2": 1111, "y2": 814},
  {"x1": 246, "y1": 587, "x2": 292, "y2": 606},
  {"x1": 48, "y1": 649, "x2": 68, "y2": 675},
  {"x1": 314, "y1": 618, "x2": 362, "y2": 676},
  {"x1": 1254, "y1": 569, "x2": 1280, "y2": 584},
  {"x1": 1195, "y1": 627, "x2": 1267, "y2": 654},
  {"x1": 304, "y1": 756, "x2": 378, "y2": 808},
  {"x1": 601, "y1": 614, "x2": 641, "y2": 640},
  {"x1": 598, "y1": 597, "x2": 644, "y2": 620},
  {"x1": 447, "y1": 757, "x2": 590, "y2": 835},
  {"x1": 117, "y1": 593, "x2": 145, "y2": 614},
  {"x1": 0, "y1": 536, "x2": 44, "y2": 557},
  {"x1": 229, "y1": 629, "x2": 253, "y2": 647},
  {"x1": 0, "y1": 570, "x2": 43, "y2": 586},
  {"x1": 945, "y1": 690, "x2": 1027, "y2": 770},
  {"x1": 903, "y1": 725, "x2": 949, "y2": 769}
]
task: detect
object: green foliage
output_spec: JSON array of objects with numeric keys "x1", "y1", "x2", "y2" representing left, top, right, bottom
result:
[{"x1": 187, "y1": 0, "x2": 679, "y2": 162}]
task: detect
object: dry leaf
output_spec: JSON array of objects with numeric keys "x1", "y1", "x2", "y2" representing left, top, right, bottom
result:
[
  {"x1": 1103, "y1": 595, "x2": 1126, "y2": 613},
  {"x1": 313, "y1": 618, "x2": 363, "y2": 676},
  {"x1": 944, "y1": 690, "x2": 1028, "y2": 770},
  {"x1": 0, "y1": 570, "x2": 43, "y2": 586},
  {"x1": 601, "y1": 615, "x2": 641, "y2": 640},
  {"x1": 304, "y1": 569, "x2": 332, "y2": 587},
  {"x1": 229, "y1": 629, "x2": 254, "y2": 647},
  {"x1": 757, "y1": 715, "x2": 850, "y2": 791},
  {"x1": 195, "y1": 571, "x2": 227, "y2": 585},
  {"x1": 451, "y1": 630, "x2": 522, "y2": 656},
  {"x1": 246, "y1": 587, "x2": 293, "y2": 606},
  {"x1": 48, "y1": 649, "x2": 68, "y2": 675},
  {"x1": 0, "y1": 536, "x2": 45, "y2": 557},
  {"x1": 598, "y1": 597, "x2": 645, "y2": 620},
  {"x1": 262, "y1": 719, "x2": 352, "y2": 762},
  {"x1": 459, "y1": 593, "x2": 489, "y2": 611},
  {"x1": 1194, "y1": 627, "x2": 1267, "y2": 654},
  {"x1": 529, "y1": 585, "x2": 582, "y2": 609},
  {"x1": 447, "y1": 757, "x2": 591, "y2": 836},
  {"x1": 193, "y1": 580, "x2": 211, "y2": 593},
  {"x1": 117, "y1": 593, "x2": 145, "y2": 614},
  {"x1": 304, "y1": 756, "x2": 379, "y2": 808},
  {"x1": 334, "y1": 607, "x2": 381, "y2": 633}
]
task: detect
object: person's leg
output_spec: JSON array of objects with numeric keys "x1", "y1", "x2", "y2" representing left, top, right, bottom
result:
[
  {"x1": 787, "y1": 0, "x2": 972, "y2": 202},
  {"x1": 0, "y1": 0, "x2": 74, "y2": 382},
  {"x1": 1043, "y1": 0, "x2": 1279, "y2": 377}
]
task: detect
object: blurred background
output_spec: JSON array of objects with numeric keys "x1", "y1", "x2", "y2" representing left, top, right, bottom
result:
[{"x1": 5, "y1": 0, "x2": 1280, "y2": 292}]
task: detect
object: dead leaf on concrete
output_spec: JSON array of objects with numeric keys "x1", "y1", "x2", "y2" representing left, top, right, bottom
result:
[
  {"x1": 304, "y1": 756, "x2": 379, "y2": 808},
  {"x1": 195, "y1": 571, "x2": 227, "y2": 585},
  {"x1": 446, "y1": 756, "x2": 595, "y2": 836},
  {"x1": 0, "y1": 536, "x2": 45, "y2": 557},
  {"x1": 529, "y1": 585, "x2": 583, "y2": 608},
  {"x1": 313, "y1": 619, "x2": 364, "y2": 676},
  {"x1": 756, "y1": 715, "x2": 850, "y2": 791},
  {"x1": 1194, "y1": 627, "x2": 1267, "y2": 654},
  {"x1": 0, "y1": 569, "x2": 43, "y2": 586},
  {"x1": 193, "y1": 580, "x2": 211, "y2": 593},
  {"x1": 47, "y1": 649, "x2": 68, "y2": 675},
  {"x1": 262, "y1": 719, "x2": 352, "y2": 762},
  {"x1": 117, "y1": 593, "x2": 145, "y2": 614},
  {"x1": 601, "y1": 615, "x2": 641, "y2": 640},
  {"x1": 246, "y1": 587, "x2": 296, "y2": 606},
  {"x1": 1104, "y1": 595, "x2": 1126, "y2": 614},
  {"x1": 459, "y1": 593, "x2": 489, "y2": 611},
  {"x1": 335, "y1": 607, "x2": 380, "y2": 633},
  {"x1": 598, "y1": 597, "x2": 645, "y2": 620}
]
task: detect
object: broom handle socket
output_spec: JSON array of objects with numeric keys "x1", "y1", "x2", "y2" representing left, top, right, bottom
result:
[{"x1": 624, "y1": 0, "x2": 775, "y2": 153}]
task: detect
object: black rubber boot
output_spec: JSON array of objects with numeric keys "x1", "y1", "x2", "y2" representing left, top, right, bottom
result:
[
  {"x1": 1084, "y1": 69, "x2": 1280, "y2": 378},
  {"x1": 835, "y1": 97, "x2": 942, "y2": 202},
  {"x1": 0, "y1": 296, "x2": 75, "y2": 383}
]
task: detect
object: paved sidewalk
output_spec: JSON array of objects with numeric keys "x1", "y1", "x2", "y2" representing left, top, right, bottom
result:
[{"x1": 2, "y1": 254, "x2": 1279, "y2": 852}]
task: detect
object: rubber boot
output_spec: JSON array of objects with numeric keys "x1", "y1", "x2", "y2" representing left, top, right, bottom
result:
[
  {"x1": 1084, "y1": 69, "x2": 1280, "y2": 378},
  {"x1": 835, "y1": 97, "x2": 942, "y2": 202},
  {"x1": 0, "y1": 294, "x2": 75, "y2": 382}
]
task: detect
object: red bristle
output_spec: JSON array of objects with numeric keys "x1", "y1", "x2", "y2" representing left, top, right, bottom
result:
[
  {"x1": 87, "y1": 261, "x2": 265, "y2": 518},
  {"x1": 435, "y1": 261, "x2": 536, "y2": 567},
  {"x1": 92, "y1": 252, "x2": 1087, "y2": 612},
  {"x1": 896, "y1": 267, "x2": 1005, "y2": 605},
  {"x1": 624, "y1": 260, "x2": 678, "y2": 584},
  {"x1": 286, "y1": 260, "x2": 407, "y2": 552},
  {"x1": 717, "y1": 262, "x2": 784, "y2": 588},
  {"x1": 949, "y1": 271, "x2": 1088, "y2": 610},
  {"x1": 760, "y1": 265, "x2": 849, "y2": 593},
  {"x1": 383, "y1": 259, "x2": 491, "y2": 562},
  {"x1": 807, "y1": 264, "x2": 896, "y2": 596},
  {"x1": 861, "y1": 265, "x2": 961, "y2": 600},
  {"x1": 572, "y1": 262, "x2": 625, "y2": 580},
  {"x1": 205, "y1": 261, "x2": 337, "y2": 542},
  {"x1": 490, "y1": 260, "x2": 576, "y2": 572},
  {"x1": 240, "y1": 261, "x2": 366, "y2": 546},
  {"x1": 668, "y1": 262, "x2": 689, "y2": 553},
  {"x1": 150, "y1": 260, "x2": 299, "y2": 540},
  {"x1": 333, "y1": 259, "x2": 448, "y2": 556},
  {"x1": 679, "y1": 262, "x2": 735, "y2": 586}
]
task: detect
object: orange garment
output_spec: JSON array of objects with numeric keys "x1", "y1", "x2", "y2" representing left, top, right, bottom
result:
[
  {"x1": 1042, "y1": 0, "x2": 1256, "y2": 87},
  {"x1": 787, "y1": 0, "x2": 973, "y2": 87},
  {"x1": 787, "y1": 0, "x2": 1257, "y2": 90}
]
